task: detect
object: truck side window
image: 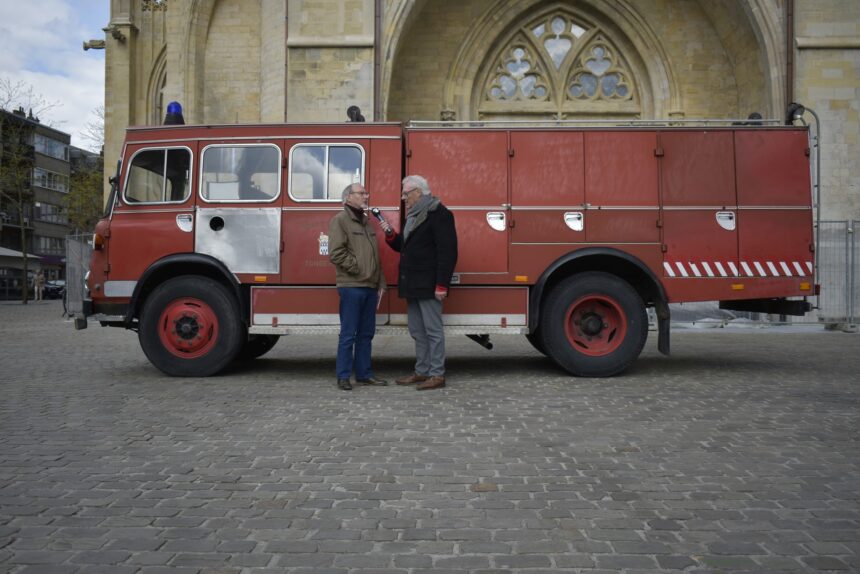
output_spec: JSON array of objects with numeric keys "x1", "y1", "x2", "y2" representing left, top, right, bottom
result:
[
  {"x1": 200, "y1": 144, "x2": 280, "y2": 202},
  {"x1": 289, "y1": 144, "x2": 364, "y2": 201},
  {"x1": 125, "y1": 148, "x2": 191, "y2": 204}
]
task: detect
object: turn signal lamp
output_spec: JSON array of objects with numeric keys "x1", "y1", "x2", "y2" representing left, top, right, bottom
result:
[{"x1": 93, "y1": 233, "x2": 105, "y2": 250}]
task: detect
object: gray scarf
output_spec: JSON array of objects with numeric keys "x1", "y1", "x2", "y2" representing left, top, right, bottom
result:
[{"x1": 403, "y1": 194, "x2": 440, "y2": 240}]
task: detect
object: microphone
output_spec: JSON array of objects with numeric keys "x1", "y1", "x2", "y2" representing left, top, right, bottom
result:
[{"x1": 370, "y1": 207, "x2": 393, "y2": 235}]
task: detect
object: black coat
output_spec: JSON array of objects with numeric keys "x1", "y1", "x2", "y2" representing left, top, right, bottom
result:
[{"x1": 387, "y1": 203, "x2": 458, "y2": 299}]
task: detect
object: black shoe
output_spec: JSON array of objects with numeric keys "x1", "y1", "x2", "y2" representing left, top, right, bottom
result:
[
  {"x1": 355, "y1": 377, "x2": 388, "y2": 386},
  {"x1": 337, "y1": 379, "x2": 353, "y2": 390}
]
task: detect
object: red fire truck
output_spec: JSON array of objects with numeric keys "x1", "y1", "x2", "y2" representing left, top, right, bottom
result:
[{"x1": 72, "y1": 113, "x2": 815, "y2": 378}]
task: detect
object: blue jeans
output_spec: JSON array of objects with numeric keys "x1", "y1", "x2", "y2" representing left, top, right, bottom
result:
[{"x1": 336, "y1": 287, "x2": 377, "y2": 380}]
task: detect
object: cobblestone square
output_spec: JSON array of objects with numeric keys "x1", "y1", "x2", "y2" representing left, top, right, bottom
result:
[{"x1": 1, "y1": 301, "x2": 859, "y2": 573}]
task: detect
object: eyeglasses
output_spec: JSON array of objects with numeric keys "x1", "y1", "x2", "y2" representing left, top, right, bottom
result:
[
  {"x1": 401, "y1": 187, "x2": 419, "y2": 198},
  {"x1": 350, "y1": 191, "x2": 370, "y2": 196}
]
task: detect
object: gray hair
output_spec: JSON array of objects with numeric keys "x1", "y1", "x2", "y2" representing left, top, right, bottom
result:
[
  {"x1": 341, "y1": 183, "x2": 358, "y2": 203},
  {"x1": 402, "y1": 175, "x2": 431, "y2": 196}
]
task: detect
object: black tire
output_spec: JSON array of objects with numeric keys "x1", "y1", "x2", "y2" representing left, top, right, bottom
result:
[
  {"x1": 525, "y1": 330, "x2": 548, "y2": 356},
  {"x1": 540, "y1": 272, "x2": 647, "y2": 377},
  {"x1": 236, "y1": 334, "x2": 280, "y2": 361},
  {"x1": 138, "y1": 275, "x2": 243, "y2": 376}
]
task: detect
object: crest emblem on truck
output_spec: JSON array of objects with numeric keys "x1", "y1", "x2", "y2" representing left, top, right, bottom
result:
[{"x1": 318, "y1": 232, "x2": 329, "y2": 256}]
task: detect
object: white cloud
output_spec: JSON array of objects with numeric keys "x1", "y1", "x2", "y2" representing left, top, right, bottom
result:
[{"x1": 0, "y1": 0, "x2": 108, "y2": 151}]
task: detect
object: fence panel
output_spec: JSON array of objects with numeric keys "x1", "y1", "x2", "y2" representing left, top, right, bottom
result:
[
  {"x1": 64, "y1": 233, "x2": 92, "y2": 315},
  {"x1": 816, "y1": 220, "x2": 853, "y2": 324},
  {"x1": 851, "y1": 220, "x2": 858, "y2": 324}
]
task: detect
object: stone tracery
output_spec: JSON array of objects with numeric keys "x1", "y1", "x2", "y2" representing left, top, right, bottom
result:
[{"x1": 479, "y1": 10, "x2": 640, "y2": 118}]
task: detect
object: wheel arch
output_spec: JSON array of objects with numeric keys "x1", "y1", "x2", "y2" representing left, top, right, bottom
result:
[
  {"x1": 530, "y1": 248, "x2": 671, "y2": 355},
  {"x1": 128, "y1": 253, "x2": 246, "y2": 325}
]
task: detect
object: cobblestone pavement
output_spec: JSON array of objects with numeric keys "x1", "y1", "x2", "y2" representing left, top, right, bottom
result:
[{"x1": 1, "y1": 301, "x2": 859, "y2": 573}]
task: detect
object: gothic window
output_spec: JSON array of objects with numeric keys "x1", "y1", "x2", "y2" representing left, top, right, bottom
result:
[{"x1": 479, "y1": 12, "x2": 640, "y2": 119}]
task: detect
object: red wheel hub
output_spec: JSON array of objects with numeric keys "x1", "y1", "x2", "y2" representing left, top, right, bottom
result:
[
  {"x1": 157, "y1": 298, "x2": 219, "y2": 359},
  {"x1": 564, "y1": 294, "x2": 628, "y2": 356}
]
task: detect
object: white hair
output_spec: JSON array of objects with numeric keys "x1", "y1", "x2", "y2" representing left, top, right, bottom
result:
[
  {"x1": 402, "y1": 175, "x2": 431, "y2": 195},
  {"x1": 341, "y1": 182, "x2": 358, "y2": 203}
]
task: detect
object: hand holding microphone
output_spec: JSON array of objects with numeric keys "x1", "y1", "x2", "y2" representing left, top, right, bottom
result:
[{"x1": 370, "y1": 207, "x2": 393, "y2": 235}]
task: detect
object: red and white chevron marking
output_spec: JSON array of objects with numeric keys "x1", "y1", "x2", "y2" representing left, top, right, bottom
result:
[{"x1": 663, "y1": 261, "x2": 813, "y2": 278}]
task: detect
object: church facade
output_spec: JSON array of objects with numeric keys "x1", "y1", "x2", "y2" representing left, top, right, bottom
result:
[{"x1": 104, "y1": 0, "x2": 859, "y2": 220}]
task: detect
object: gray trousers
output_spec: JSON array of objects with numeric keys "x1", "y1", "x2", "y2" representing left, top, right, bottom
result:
[{"x1": 407, "y1": 297, "x2": 445, "y2": 377}]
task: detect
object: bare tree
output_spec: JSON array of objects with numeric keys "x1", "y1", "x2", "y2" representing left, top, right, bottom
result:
[
  {"x1": 0, "y1": 78, "x2": 60, "y2": 121},
  {"x1": 80, "y1": 104, "x2": 104, "y2": 151}
]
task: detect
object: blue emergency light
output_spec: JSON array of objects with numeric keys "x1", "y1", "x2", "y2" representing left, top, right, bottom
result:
[{"x1": 164, "y1": 101, "x2": 185, "y2": 125}]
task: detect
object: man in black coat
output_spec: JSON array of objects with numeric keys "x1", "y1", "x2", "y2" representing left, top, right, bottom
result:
[{"x1": 379, "y1": 175, "x2": 458, "y2": 390}]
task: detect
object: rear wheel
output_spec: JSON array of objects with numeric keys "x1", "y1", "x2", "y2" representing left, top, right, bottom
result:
[
  {"x1": 139, "y1": 276, "x2": 243, "y2": 376},
  {"x1": 540, "y1": 272, "x2": 647, "y2": 377},
  {"x1": 236, "y1": 334, "x2": 280, "y2": 361},
  {"x1": 525, "y1": 330, "x2": 548, "y2": 356}
]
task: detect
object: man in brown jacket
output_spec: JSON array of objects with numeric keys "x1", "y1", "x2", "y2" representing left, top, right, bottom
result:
[{"x1": 328, "y1": 182, "x2": 388, "y2": 390}]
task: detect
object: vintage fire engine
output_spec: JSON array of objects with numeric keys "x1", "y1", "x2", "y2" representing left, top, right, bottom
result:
[{"x1": 72, "y1": 110, "x2": 816, "y2": 377}]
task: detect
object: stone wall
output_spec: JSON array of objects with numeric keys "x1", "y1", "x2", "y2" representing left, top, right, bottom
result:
[
  {"x1": 794, "y1": 0, "x2": 860, "y2": 219},
  {"x1": 203, "y1": 0, "x2": 262, "y2": 124},
  {"x1": 286, "y1": 0, "x2": 374, "y2": 121}
]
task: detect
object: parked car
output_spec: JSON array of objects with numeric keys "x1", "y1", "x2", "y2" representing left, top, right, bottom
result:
[{"x1": 44, "y1": 280, "x2": 66, "y2": 300}]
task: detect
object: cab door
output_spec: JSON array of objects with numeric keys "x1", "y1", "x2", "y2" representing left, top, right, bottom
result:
[
  {"x1": 195, "y1": 142, "x2": 283, "y2": 282},
  {"x1": 106, "y1": 144, "x2": 195, "y2": 297}
]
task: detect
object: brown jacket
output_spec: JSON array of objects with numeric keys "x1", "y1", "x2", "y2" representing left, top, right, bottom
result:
[{"x1": 328, "y1": 207, "x2": 386, "y2": 289}]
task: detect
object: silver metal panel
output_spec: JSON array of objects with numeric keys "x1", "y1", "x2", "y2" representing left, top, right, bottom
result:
[
  {"x1": 389, "y1": 314, "x2": 526, "y2": 326},
  {"x1": 250, "y1": 325, "x2": 529, "y2": 336},
  {"x1": 104, "y1": 281, "x2": 137, "y2": 297},
  {"x1": 253, "y1": 313, "x2": 389, "y2": 326},
  {"x1": 195, "y1": 208, "x2": 280, "y2": 274}
]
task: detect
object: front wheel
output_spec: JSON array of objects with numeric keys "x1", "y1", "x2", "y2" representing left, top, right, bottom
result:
[
  {"x1": 540, "y1": 272, "x2": 647, "y2": 377},
  {"x1": 139, "y1": 276, "x2": 243, "y2": 376}
]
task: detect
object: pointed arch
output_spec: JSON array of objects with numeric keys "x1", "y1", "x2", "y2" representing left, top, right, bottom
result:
[
  {"x1": 146, "y1": 46, "x2": 168, "y2": 125},
  {"x1": 443, "y1": 0, "x2": 681, "y2": 121}
]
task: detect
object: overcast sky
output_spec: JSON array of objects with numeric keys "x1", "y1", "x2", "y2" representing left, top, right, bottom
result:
[{"x1": 0, "y1": 1, "x2": 109, "y2": 151}]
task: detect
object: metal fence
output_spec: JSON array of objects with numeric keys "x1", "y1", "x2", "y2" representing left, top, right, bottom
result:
[
  {"x1": 817, "y1": 220, "x2": 857, "y2": 325},
  {"x1": 64, "y1": 233, "x2": 92, "y2": 315}
]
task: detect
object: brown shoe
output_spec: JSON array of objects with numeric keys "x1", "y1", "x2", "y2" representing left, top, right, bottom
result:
[
  {"x1": 396, "y1": 374, "x2": 428, "y2": 385},
  {"x1": 416, "y1": 376, "x2": 446, "y2": 390}
]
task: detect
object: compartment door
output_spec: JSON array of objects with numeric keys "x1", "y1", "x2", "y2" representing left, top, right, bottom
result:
[
  {"x1": 406, "y1": 130, "x2": 509, "y2": 274},
  {"x1": 660, "y1": 131, "x2": 739, "y2": 279},
  {"x1": 585, "y1": 131, "x2": 660, "y2": 244},
  {"x1": 735, "y1": 130, "x2": 814, "y2": 278},
  {"x1": 509, "y1": 131, "x2": 585, "y2": 244}
]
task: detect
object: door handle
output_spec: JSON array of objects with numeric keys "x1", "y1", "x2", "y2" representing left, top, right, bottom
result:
[
  {"x1": 175, "y1": 213, "x2": 193, "y2": 233},
  {"x1": 486, "y1": 212, "x2": 506, "y2": 232},
  {"x1": 564, "y1": 211, "x2": 584, "y2": 231},
  {"x1": 715, "y1": 211, "x2": 736, "y2": 231}
]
